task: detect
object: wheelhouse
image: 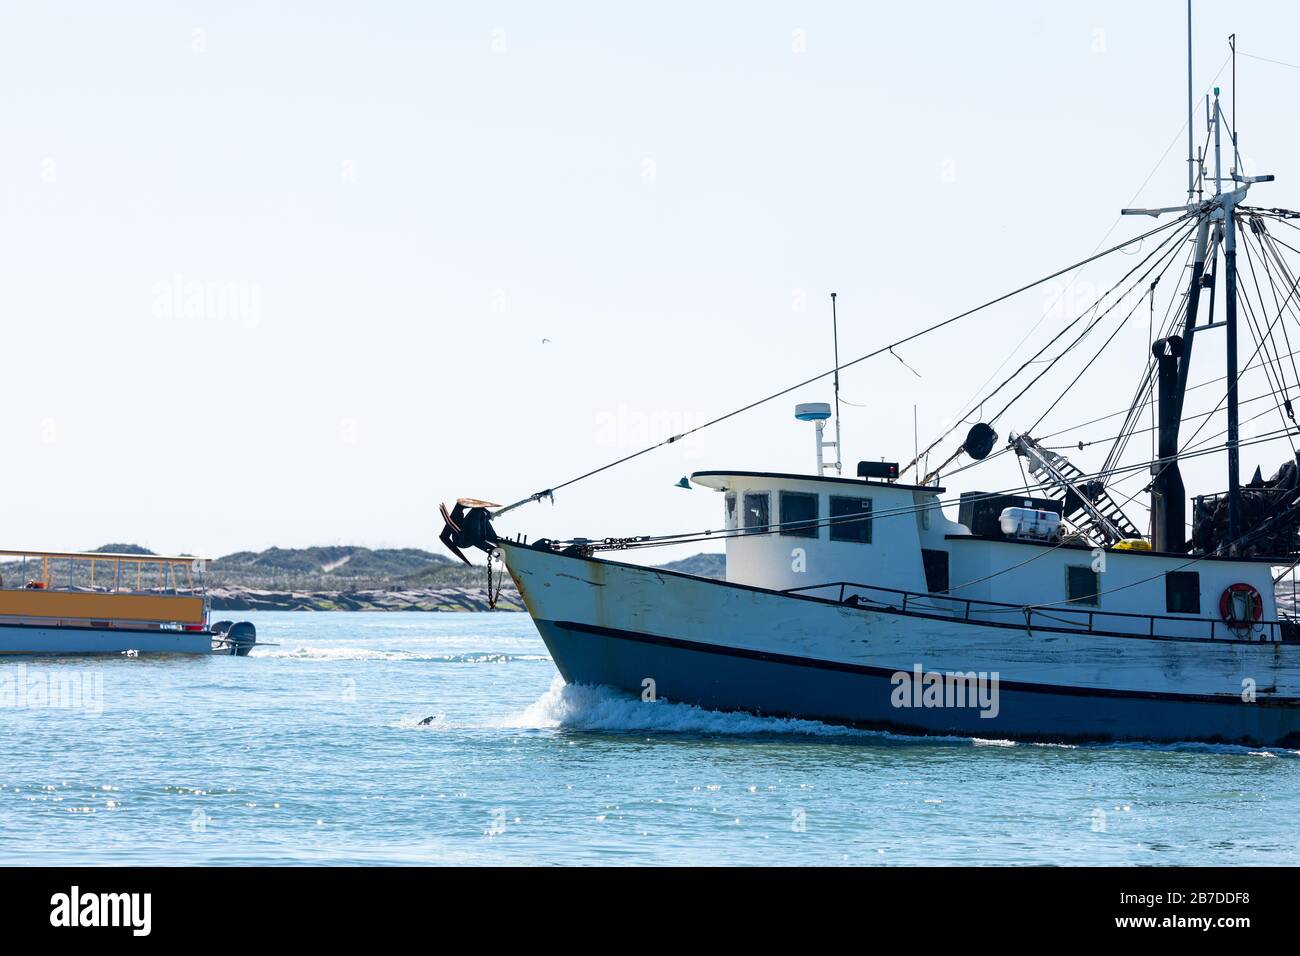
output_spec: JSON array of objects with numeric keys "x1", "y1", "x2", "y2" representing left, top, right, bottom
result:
[{"x1": 691, "y1": 470, "x2": 1284, "y2": 642}]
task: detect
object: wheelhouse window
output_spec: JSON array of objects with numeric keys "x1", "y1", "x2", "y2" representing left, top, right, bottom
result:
[
  {"x1": 725, "y1": 492, "x2": 737, "y2": 530},
  {"x1": 1066, "y1": 566, "x2": 1099, "y2": 606},
  {"x1": 829, "y1": 496, "x2": 872, "y2": 543},
  {"x1": 779, "y1": 491, "x2": 819, "y2": 538},
  {"x1": 1166, "y1": 571, "x2": 1200, "y2": 614},
  {"x1": 742, "y1": 492, "x2": 770, "y2": 535}
]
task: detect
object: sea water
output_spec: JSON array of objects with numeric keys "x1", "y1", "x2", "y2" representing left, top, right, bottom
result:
[{"x1": 0, "y1": 611, "x2": 1297, "y2": 865}]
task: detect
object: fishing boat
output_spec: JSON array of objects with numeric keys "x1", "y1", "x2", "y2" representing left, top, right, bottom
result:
[
  {"x1": 0, "y1": 549, "x2": 257, "y2": 655},
  {"x1": 440, "y1": 15, "x2": 1300, "y2": 746}
]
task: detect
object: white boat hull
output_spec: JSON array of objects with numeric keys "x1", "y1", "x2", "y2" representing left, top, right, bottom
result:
[
  {"x1": 0, "y1": 622, "x2": 212, "y2": 655},
  {"x1": 502, "y1": 542, "x2": 1300, "y2": 746}
]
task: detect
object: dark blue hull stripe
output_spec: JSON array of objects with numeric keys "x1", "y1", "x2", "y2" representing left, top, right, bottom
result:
[{"x1": 550, "y1": 619, "x2": 1300, "y2": 708}]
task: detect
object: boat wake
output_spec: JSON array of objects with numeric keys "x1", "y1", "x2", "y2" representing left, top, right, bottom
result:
[
  {"x1": 491, "y1": 677, "x2": 944, "y2": 741},
  {"x1": 400, "y1": 678, "x2": 1300, "y2": 755},
  {"x1": 259, "y1": 646, "x2": 418, "y2": 662},
  {"x1": 257, "y1": 645, "x2": 549, "y2": 664},
  {"x1": 462, "y1": 678, "x2": 1299, "y2": 755},
  {"x1": 1092, "y1": 740, "x2": 1300, "y2": 758}
]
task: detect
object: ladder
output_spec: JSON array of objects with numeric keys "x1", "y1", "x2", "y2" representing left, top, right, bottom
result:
[{"x1": 1011, "y1": 433, "x2": 1143, "y2": 546}]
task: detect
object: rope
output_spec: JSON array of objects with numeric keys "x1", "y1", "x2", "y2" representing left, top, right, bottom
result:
[
  {"x1": 1018, "y1": 225, "x2": 1195, "y2": 439},
  {"x1": 907, "y1": 218, "x2": 1196, "y2": 482},
  {"x1": 491, "y1": 213, "x2": 1196, "y2": 517},
  {"x1": 572, "y1": 424, "x2": 1300, "y2": 556},
  {"x1": 922, "y1": 55, "x2": 1231, "y2": 480}
]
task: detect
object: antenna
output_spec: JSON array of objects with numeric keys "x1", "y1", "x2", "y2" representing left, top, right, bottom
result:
[
  {"x1": 1230, "y1": 33, "x2": 1241, "y2": 178},
  {"x1": 1187, "y1": 0, "x2": 1194, "y2": 202},
  {"x1": 1213, "y1": 85, "x2": 1222, "y2": 196},
  {"x1": 913, "y1": 405, "x2": 919, "y2": 480},
  {"x1": 829, "y1": 293, "x2": 843, "y2": 475}
]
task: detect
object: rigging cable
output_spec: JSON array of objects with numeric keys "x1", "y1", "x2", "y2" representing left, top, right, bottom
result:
[
  {"x1": 1098, "y1": 238, "x2": 1196, "y2": 483},
  {"x1": 1170, "y1": 215, "x2": 1300, "y2": 460},
  {"x1": 941, "y1": 344, "x2": 1300, "y2": 481},
  {"x1": 915, "y1": 55, "x2": 1232, "y2": 480},
  {"x1": 909, "y1": 218, "x2": 1190, "y2": 486},
  {"x1": 1005, "y1": 222, "x2": 1197, "y2": 439},
  {"x1": 1247, "y1": 218, "x2": 1300, "y2": 402},
  {"x1": 1236, "y1": 229, "x2": 1298, "y2": 452},
  {"x1": 932, "y1": 373, "x2": 1289, "y2": 486},
  {"x1": 490, "y1": 213, "x2": 1197, "y2": 517},
  {"x1": 584, "y1": 424, "x2": 1300, "y2": 556}
]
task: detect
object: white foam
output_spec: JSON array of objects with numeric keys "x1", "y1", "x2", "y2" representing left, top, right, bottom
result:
[
  {"x1": 257, "y1": 646, "x2": 549, "y2": 664},
  {"x1": 258, "y1": 645, "x2": 420, "y2": 662},
  {"x1": 1094, "y1": 740, "x2": 1300, "y2": 758},
  {"x1": 496, "y1": 677, "x2": 900, "y2": 738},
  {"x1": 412, "y1": 677, "x2": 1300, "y2": 755}
]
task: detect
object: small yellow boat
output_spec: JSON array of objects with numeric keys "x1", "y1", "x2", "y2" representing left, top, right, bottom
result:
[{"x1": 0, "y1": 549, "x2": 247, "y2": 655}]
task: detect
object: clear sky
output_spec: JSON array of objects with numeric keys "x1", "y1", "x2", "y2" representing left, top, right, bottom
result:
[{"x1": 2, "y1": 1, "x2": 1299, "y2": 561}]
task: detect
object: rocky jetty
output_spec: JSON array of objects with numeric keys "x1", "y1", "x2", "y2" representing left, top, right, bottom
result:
[
  {"x1": 209, "y1": 585, "x2": 524, "y2": 613},
  {"x1": 23, "y1": 543, "x2": 724, "y2": 612}
]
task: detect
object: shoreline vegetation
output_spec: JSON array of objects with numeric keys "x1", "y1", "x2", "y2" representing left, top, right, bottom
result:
[
  {"x1": 10, "y1": 544, "x2": 1298, "y2": 613},
  {"x1": 0, "y1": 544, "x2": 725, "y2": 613}
]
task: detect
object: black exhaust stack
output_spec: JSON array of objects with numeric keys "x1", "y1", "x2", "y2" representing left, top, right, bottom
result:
[{"x1": 1151, "y1": 336, "x2": 1186, "y2": 552}]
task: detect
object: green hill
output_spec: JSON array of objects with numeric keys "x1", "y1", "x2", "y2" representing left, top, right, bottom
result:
[
  {"x1": 655, "y1": 553, "x2": 725, "y2": 579},
  {"x1": 210, "y1": 546, "x2": 455, "y2": 590},
  {"x1": 92, "y1": 543, "x2": 158, "y2": 556},
  {"x1": 3, "y1": 544, "x2": 727, "y2": 594}
]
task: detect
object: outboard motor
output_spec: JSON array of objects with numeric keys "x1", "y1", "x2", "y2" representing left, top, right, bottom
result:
[
  {"x1": 210, "y1": 620, "x2": 233, "y2": 654},
  {"x1": 226, "y1": 621, "x2": 257, "y2": 657},
  {"x1": 211, "y1": 619, "x2": 258, "y2": 656}
]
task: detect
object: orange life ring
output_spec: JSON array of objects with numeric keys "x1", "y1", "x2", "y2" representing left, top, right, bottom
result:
[{"x1": 1219, "y1": 583, "x2": 1264, "y2": 627}]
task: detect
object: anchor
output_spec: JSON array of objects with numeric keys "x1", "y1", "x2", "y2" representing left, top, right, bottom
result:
[{"x1": 438, "y1": 498, "x2": 502, "y2": 565}]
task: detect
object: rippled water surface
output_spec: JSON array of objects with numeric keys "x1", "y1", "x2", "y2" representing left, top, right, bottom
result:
[{"x1": 1, "y1": 611, "x2": 1297, "y2": 865}]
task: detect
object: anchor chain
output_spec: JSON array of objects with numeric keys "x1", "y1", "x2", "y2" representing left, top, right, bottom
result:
[{"x1": 486, "y1": 549, "x2": 505, "y2": 610}]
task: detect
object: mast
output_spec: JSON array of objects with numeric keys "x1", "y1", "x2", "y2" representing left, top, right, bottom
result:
[
  {"x1": 829, "y1": 292, "x2": 843, "y2": 475},
  {"x1": 1148, "y1": 1, "x2": 1205, "y2": 551},
  {"x1": 1186, "y1": 0, "x2": 1195, "y2": 202},
  {"x1": 1220, "y1": 86, "x2": 1243, "y2": 541},
  {"x1": 1150, "y1": 209, "x2": 1209, "y2": 552},
  {"x1": 1176, "y1": 218, "x2": 1212, "y2": 406},
  {"x1": 1123, "y1": 20, "x2": 1275, "y2": 553}
]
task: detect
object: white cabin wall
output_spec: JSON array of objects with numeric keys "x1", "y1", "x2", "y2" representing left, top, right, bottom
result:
[
  {"x1": 915, "y1": 490, "x2": 967, "y2": 548},
  {"x1": 700, "y1": 470, "x2": 1282, "y2": 641},
  {"x1": 716, "y1": 476, "x2": 929, "y2": 593},
  {"x1": 946, "y1": 538, "x2": 1278, "y2": 638}
]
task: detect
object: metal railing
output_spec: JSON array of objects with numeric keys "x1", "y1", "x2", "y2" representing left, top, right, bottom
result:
[
  {"x1": 783, "y1": 580, "x2": 1294, "y2": 643},
  {"x1": 0, "y1": 549, "x2": 208, "y2": 597}
]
